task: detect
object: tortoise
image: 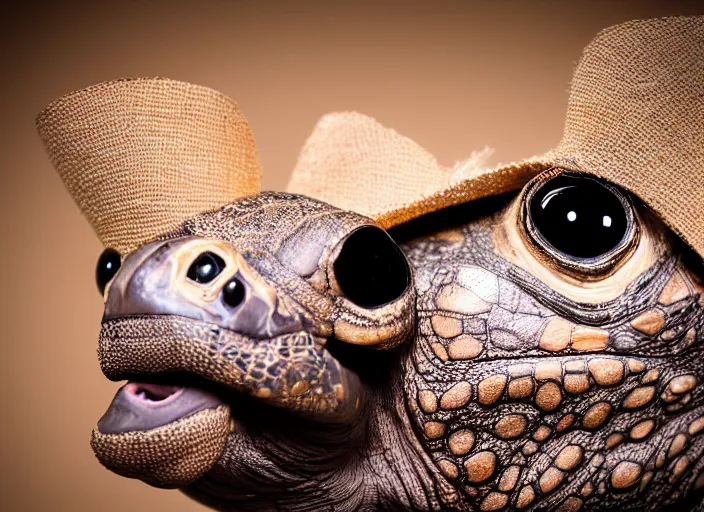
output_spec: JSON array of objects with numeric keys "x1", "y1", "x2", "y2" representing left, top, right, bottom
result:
[{"x1": 37, "y1": 16, "x2": 704, "y2": 511}]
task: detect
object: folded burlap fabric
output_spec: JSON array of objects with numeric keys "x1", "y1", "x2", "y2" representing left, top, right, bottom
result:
[
  {"x1": 36, "y1": 78, "x2": 261, "y2": 255},
  {"x1": 289, "y1": 16, "x2": 704, "y2": 256},
  {"x1": 37, "y1": 16, "x2": 703, "y2": 257}
]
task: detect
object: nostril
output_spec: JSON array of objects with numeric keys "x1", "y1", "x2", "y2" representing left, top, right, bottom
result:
[
  {"x1": 187, "y1": 252, "x2": 225, "y2": 284},
  {"x1": 96, "y1": 248, "x2": 121, "y2": 295},
  {"x1": 222, "y1": 277, "x2": 246, "y2": 308}
]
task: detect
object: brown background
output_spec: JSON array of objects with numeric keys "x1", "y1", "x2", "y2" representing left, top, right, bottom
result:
[{"x1": 1, "y1": 1, "x2": 701, "y2": 510}]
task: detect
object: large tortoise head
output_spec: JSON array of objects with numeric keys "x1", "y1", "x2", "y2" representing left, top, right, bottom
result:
[{"x1": 38, "y1": 16, "x2": 704, "y2": 512}]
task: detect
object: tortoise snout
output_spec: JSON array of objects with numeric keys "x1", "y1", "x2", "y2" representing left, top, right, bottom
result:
[{"x1": 103, "y1": 236, "x2": 302, "y2": 338}]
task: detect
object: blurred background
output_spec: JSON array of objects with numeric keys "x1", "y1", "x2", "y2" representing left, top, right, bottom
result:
[{"x1": 1, "y1": 1, "x2": 701, "y2": 510}]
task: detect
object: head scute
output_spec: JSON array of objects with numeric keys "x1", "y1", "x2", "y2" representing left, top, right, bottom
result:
[{"x1": 36, "y1": 77, "x2": 262, "y2": 255}]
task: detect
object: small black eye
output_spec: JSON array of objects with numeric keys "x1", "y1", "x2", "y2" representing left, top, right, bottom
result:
[
  {"x1": 187, "y1": 252, "x2": 225, "y2": 284},
  {"x1": 222, "y1": 278, "x2": 246, "y2": 308},
  {"x1": 333, "y1": 226, "x2": 410, "y2": 309},
  {"x1": 96, "y1": 248, "x2": 121, "y2": 295},
  {"x1": 528, "y1": 174, "x2": 631, "y2": 259}
]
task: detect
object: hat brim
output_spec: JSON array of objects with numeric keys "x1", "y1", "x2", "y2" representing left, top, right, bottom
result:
[
  {"x1": 288, "y1": 110, "x2": 554, "y2": 228},
  {"x1": 371, "y1": 158, "x2": 554, "y2": 229}
]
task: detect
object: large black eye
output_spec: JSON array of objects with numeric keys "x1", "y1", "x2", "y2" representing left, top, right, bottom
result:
[
  {"x1": 527, "y1": 174, "x2": 632, "y2": 260},
  {"x1": 96, "y1": 248, "x2": 121, "y2": 295},
  {"x1": 187, "y1": 252, "x2": 225, "y2": 284},
  {"x1": 333, "y1": 226, "x2": 410, "y2": 308}
]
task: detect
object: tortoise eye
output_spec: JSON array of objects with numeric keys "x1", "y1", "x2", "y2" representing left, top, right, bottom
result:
[
  {"x1": 523, "y1": 172, "x2": 637, "y2": 275},
  {"x1": 96, "y1": 248, "x2": 121, "y2": 295},
  {"x1": 333, "y1": 226, "x2": 410, "y2": 309}
]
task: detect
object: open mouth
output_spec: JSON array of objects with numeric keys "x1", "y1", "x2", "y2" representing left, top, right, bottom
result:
[
  {"x1": 126, "y1": 382, "x2": 183, "y2": 402},
  {"x1": 97, "y1": 380, "x2": 225, "y2": 435},
  {"x1": 91, "y1": 314, "x2": 363, "y2": 488},
  {"x1": 97, "y1": 314, "x2": 361, "y2": 421},
  {"x1": 91, "y1": 375, "x2": 233, "y2": 489}
]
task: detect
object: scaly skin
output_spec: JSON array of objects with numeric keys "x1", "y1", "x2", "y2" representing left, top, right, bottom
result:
[
  {"x1": 398, "y1": 195, "x2": 704, "y2": 511},
  {"x1": 92, "y1": 180, "x2": 704, "y2": 511}
]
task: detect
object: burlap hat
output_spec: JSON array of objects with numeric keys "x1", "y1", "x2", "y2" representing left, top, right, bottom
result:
[
  {"x1": 38, "y1": 17, "x2": 703, "y2": 260},
  {"x1": 36, "y1": 77, "x2": 261, "y2": 255},
  {"x1": 288, "y1": 16, "x2": 704, "y2": 257}
]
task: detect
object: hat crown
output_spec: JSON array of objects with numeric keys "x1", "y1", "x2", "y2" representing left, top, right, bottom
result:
[
  {"x1": 554, "y1": 16, "x2": 704, "y2": 254},
  {"x1": 37, "y1": 77, "x2": 261, "y2": 255},
  {"x1": 288, "y1": 16, "x2": 704, "y2": 256}
]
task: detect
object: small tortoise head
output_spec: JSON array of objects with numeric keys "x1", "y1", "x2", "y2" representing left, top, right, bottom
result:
[
  {"x1": 403, "y1": 167, "x2": 704, "y2": 510},
  {"x1": 91, "y1": 192, "x2": 416, "y2": 490}
]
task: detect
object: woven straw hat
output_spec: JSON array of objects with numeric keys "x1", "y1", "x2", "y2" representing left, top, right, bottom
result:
[
  {"x1": 37, "y1": 77, "x2": 261, "y2": 255},
  {"x1": 39, "y1": 17, "x2": 703, "y2": 259},
  {"x1": 289, "y1": 16, "x2": 704, "y2": 257}
]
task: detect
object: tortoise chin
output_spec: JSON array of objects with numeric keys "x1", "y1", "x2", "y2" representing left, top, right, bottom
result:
[{"x1": 91, "y1": 388, "x2": 230, "y2": 489}]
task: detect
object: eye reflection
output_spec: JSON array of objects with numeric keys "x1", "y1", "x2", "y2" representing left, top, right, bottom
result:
[
  {"x1": 96, "y1": 248, "x2": 121, "y2": 295},
  {"x1": 527, "y1": 174, "x2": 631, "y2": 260}
]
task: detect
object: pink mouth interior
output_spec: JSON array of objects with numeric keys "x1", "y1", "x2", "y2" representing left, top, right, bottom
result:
[{"x1": 124, "y1": 382, "x2": 184, "y2": 407}]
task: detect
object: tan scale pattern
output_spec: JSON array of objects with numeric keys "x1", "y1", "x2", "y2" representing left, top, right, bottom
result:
[
  {"x1": 605, "y1": 433, "x2": 624, "y2": 449},
  {"x1": 408, "y1": 260, "x2": 704, "y2": 510},
  {"x1": 404, "y1": 216, "x2": 704, "y2": 508},
  {"x1": 406, "y1": 219, "x2": 704, "y2": 509},
  {"x1": 630, "y1": 419, "x2": 655, "y2": 441},
  {"x1": 630, "y1": 309, "x2": 665, "y2": 336}
]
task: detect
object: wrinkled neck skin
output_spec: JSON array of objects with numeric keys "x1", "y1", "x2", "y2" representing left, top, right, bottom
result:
[{"x1": 184, "y1": 357, "x2": 449, "y2": 511}]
